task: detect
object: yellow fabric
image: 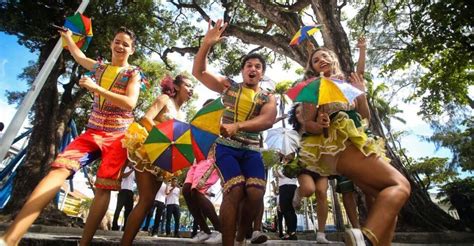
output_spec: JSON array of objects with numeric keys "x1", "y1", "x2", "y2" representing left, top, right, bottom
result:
[
  {"x1": 235, "y1": 86, "x2": 256, "y2": 122},
  {"x1": 143, "y1": 142, "x2": 170, "y2": 163},
  {"x1": 191, "y1": 110, "x2": 223, "y2": 135},
  {"x1": 319, "y1": 77, "x2": 349, "y2": 105},
  {"x1": 175, "y1": 130, "x2": 192, "y2": 145},
  {"x1": 299, "y1": 111, "x2": 389, "y2": 176},
  {"x1": 99, "y1": 65, "x2": 122, "y2": 109}
]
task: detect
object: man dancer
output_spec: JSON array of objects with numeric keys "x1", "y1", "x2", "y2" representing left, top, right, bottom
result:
[{"x1": 192, "y1": 19, "x2": 277, "y2": 246}]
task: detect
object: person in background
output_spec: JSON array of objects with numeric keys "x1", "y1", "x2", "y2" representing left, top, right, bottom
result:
[
  {"x1": 165, "y1": 177, "x2": 181, "y2": 237},
  {"x1": 112, "y1": 165, "x2": 136, "y2": 231},
  {"x1": 142, "y1": 183, "x2": 167, "y2": 237}
]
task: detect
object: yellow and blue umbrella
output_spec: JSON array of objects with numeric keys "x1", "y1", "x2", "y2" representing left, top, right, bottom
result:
[{"x1": 289, "y1": 25, "x2": 322, "y2": 46}]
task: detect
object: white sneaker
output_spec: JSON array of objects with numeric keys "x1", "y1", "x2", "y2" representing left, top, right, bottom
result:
[
  {"x1": 344, "y1": 228, "x2": 366, "y2": 246},
  {"x1": 0, "y1": 238, "x2": 7, "y2": 246},
  {"x1": 234, "y1": 239, "x2": 247, "y2": 246},
  {"x1": 190, "y1": 231, "x2": 210, "y2": 243},
  {"x1": 204, "y1": 231, "x2": 222, "y2": 244},
  {"x1": 250, "y1": 230, "x2": 268, "y2": 244},
  {"x1": 316, "y1": 232, "x2": 330, "y2": 243},
  {"x1": 292, "y1": 187, "x2": 302, "y2": 210}
]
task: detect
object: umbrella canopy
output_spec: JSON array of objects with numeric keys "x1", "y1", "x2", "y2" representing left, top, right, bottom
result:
[
  {"x1": 265, "y1": 127, "x2": 300, "y2": 156},
  {"x1": 289, "y1": 25, "x2": 322, "y2": 46},
  {"x1": 286, "y1": 76, "x2": 363, "y2": 105},
  {"x1": 143, "y1": 119, "x2": 194, "y2": 173},
  {"x1": 190, "y1": 97, "x2": 225, "y2": 161},
  {"x1": 61, "y1": 13, "x2": 93, "y2": 51}
]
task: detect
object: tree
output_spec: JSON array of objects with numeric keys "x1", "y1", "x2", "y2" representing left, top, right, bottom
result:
[
  {"x1": 406, "y1": 157, "x2": 457, "y2": 192},
  {"x1": 165, "y1": 0, "x2": 463, "y2": 231},
  {"x1": 0, "y1": 0, "x2": 196, "y2": 222}
]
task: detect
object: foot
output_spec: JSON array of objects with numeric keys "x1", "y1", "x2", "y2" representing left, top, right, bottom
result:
[
  {"x1": 204, "y1": 231, "x2": 222, "y2": 244},
  {"x1": 190, "y1": 231, "x2": 210, "y2": 243},
  {"x1": 316, "y1": 232, "x2": 330, "y2": 243},
  {"x1": 344, "y1": 228, "x2": 368, "y2": 246},
  {"x1": 234, "y1": 239, "x2": 247, "y2": 246},
  {"x1": 250, "y1": 230, "x2": 268, "y2": 244},
  {"x1": 292, "y1": 187, "x2": 302, "y2": 210},
  {"x1": 283, "y1": 232, "x2": 298, "y2": 240}
]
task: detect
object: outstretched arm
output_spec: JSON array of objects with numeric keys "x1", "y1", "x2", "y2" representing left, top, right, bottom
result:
[
  {"x1": 192, "y1": 19, "x2": 229, "y2": 93},
  {"x1": 220, "y1": 95, "x2": 277, "y2": 137},
  {"x1": 356, "y1": 36, "x2": 367, "y2": 75},
  {"x1": 60, "y1": 29, "x2": 97, "y2": 71}
]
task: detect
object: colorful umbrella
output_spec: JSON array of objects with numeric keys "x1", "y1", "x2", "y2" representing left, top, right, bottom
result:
[
  {"x1": 190, "y1": 97, "x2": 225, "y2": 161},
  {"x1": 143, "y1": 119, "x2": 194, "y2": 173},
  {"x1": 286, "y1": 76, "x2": 363, "y2": 105},
  {"x1": 289, "y1": 25, "x2": 322, "y2": 46},
  {"x1": 61, "y1": 13, "x2": 93, "y2": 51}
]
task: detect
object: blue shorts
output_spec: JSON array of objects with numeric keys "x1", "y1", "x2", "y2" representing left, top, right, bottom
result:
[{"x1": 215, "y1": 144, "x2": 266, "y2": 193}]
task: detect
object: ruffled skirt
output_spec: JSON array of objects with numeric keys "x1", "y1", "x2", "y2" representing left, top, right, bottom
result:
[
  {"x1": 121, "y1": 122, "x2": 180, "y2": 181},
  {"x1": 298, "y1": 111, "x2": 389, "y2": 176}
]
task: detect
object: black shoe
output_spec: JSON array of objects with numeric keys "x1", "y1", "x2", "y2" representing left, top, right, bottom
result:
[{"x1": 283, "y1": 233, "x2": 297, "y2": 240}]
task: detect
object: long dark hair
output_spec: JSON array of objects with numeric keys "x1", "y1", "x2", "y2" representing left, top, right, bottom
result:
[{"x1": 288, "y1": 103, "x2": 302, "y2": 132}]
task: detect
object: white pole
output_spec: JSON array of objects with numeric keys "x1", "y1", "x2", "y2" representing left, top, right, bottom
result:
[{"x1": 0, "y1": 0, "x2": 90, "y2": 161}]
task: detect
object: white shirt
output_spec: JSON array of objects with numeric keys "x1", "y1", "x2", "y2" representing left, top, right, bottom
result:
[
  {"x1": 121, "y1": 167, "x2": 135, "y2": 191},
  {"x1": 155, "y1": 184, "x2": 167, "y2": 203},
  {"x1": 277, "y1": 169, "x2": 297, "y2": 186},
  {"x1": 165, "y1": 185, "x2": 180, "y2": 205}
]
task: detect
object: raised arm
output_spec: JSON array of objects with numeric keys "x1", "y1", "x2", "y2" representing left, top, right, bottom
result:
[
  {"x1": 192, "y1": 19, "x2": 229, "y2": 93},
  {"x1": 59, "y1": 29, "x2": 97, "y2": 71},
  {"x1": 356, "y1": 36, "x2": 367, "y2": 75},
  {"x1": 349, "y1": 73, "x2": 371, "y2": 121},
  {"x1": 80, "y1": 71, "x2": 141, "y2": 111},
  {"x1": 220, "y1": 95, "x2": 277, "y2": 137}
]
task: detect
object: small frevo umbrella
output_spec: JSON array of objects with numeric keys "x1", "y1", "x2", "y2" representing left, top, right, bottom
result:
[{"x1": 61, "y1": 13, "x2": 93, "y2": 51}]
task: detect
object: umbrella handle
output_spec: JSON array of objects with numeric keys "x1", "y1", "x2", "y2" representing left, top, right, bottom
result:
[{"x1": 52, "y1": 24, "x2": 84, "y2": 37}]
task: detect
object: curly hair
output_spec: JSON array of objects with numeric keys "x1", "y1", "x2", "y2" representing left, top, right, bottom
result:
[
  {"x1": 288, "y1": 103, "x2": 302, "y2": 132},
  {"x1": 304, "y1": 47, "x2": 343, "y2": 79},
  {"x1": 160, "y1": 74, "x2": 188, "y2": 97}
]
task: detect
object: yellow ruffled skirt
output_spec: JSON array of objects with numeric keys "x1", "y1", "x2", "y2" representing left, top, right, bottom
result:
[
  {"x1": 298, "y1": 111, "x2": 389, "y2": 176},
  {"x1": 121, "y1": 122, "x2": 181, "y2": 181}
]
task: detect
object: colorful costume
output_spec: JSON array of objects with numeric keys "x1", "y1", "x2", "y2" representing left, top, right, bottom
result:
[
  {"x1": 52, "y1": 61, "x2": 141, "y2": 190},
  {"x1": 298, "y1": 102, "x2": 389, "y2": 177},
  {"x1": 122, "y1": 97, "x2": 185, "y2": 180},
  {"x1": 215, "y1": 79, "x2": 271, "y2": 193},
  {"x1": 184, "y1": 145, "x2": 220, "y2": 194}
]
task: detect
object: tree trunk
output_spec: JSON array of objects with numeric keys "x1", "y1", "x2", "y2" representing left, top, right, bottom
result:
[{"x1": 2, "y1": 38, "x2": 84, "y2": 227}]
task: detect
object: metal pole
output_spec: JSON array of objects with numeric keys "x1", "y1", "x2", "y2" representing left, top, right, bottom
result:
[{"x1": 0, "y1": 0, "x2": 90, "y2": 161}]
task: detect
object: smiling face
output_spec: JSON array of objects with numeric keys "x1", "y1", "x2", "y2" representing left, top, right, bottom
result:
[
  {"x1": 175, "y1": 78, "x2": 194, "y2": 102},
  {"x1": 241, "y1": 58, "x2": 264, "y2": 86},
  {"x1": 311, "y1": 50, "x2": 334, "y2": 77},
  {"x1": 110, "y1": 32, "x2": 135, "y2": 62}
]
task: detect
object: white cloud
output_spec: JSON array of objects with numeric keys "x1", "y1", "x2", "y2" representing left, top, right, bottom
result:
[{"x1": 0, "y1": 59, "x2": 7, "y2": 78}]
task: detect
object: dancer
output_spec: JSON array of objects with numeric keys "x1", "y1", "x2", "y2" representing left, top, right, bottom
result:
[
  {"x1": 0, "y1": 27, "x2": 142, "y2": 246},
  {"x1": 293, "y1": 45, "x2": 410, "y2": 246},
  {"x1": 192, "y1": 19, "x2": 277, "y2": 246},
  {"x1": 184, "y1": 100, "x2": 222, "y2": 244},
  {"x1": 120, "y1": 74, "x2": 193, "y2": 245}
]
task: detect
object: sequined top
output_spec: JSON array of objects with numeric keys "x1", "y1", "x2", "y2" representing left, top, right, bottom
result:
[{"x1": 217, "y1": 79, "x2": 271, "y2": 149}]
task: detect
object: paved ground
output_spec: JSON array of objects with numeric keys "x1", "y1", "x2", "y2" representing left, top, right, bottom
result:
[{"x1": 1, "y1": 224, "x2": 473, "y2": 245}]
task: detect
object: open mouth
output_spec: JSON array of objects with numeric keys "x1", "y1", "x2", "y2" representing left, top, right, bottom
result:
[{"x1": 249, "y1": 74, "x2": 256, "y2": 79}]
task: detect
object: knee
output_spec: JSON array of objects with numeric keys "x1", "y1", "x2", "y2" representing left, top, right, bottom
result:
[
  {"x1": 299, "y1": 185, "x2": 315, "y2": 197},
  {"x1": 182, "y1": 184, "x2": 192, "y2": 198},
  {"x1": 315, "y1": 189, "x2": 327, "y2": 202},
  {"x1": 397, "y1": 177, "x2": 411, "y2": 202}
]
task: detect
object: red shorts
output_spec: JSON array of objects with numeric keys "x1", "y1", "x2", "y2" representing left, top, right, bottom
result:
[{"x1": 51, "y1": 129, "x2": 127, "y2": 190}]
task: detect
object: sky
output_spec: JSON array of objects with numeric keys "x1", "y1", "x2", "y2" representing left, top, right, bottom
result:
[{"x1": 0, "y1": 5, "x2": 461, "y2": 212}]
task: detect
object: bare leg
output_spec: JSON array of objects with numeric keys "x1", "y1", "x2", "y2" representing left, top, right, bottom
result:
[
  {"x1": 342, "y1": 192, "x2": 360, "y2": 228},
  {"x1": 235, "y1": 187, "x2": 265, "y2": 242},
  {"x1": 337, "y1": 145, "x2": 411, "y2": 243},
  {"x1": 79, "y1": 188, "x2": 111, "y2": 246},
  {"x1": 314, "y1": 177, "x2": 329, "y2": 233},
  {"x1": 220, "y1": 186, "x2": 244, "y2": 246},
  {"x1": 194, "y1": 190, "x2": 220, "y2": 231},
  {"x1": 120, "y1": 171, "x2": 161, "y2": 246},
  {"x1": 183, "y1": 183, "x2": 210, "y2": 234},
  {"x1": 297, "y1": 174, "x2": 316, "y2": 197},
  {"x1": 1, "y1": 168, "x2": 70, "y2": 245},
  {"x1": 252, "y1": 199, "x2": 264, "y2": 231}
]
